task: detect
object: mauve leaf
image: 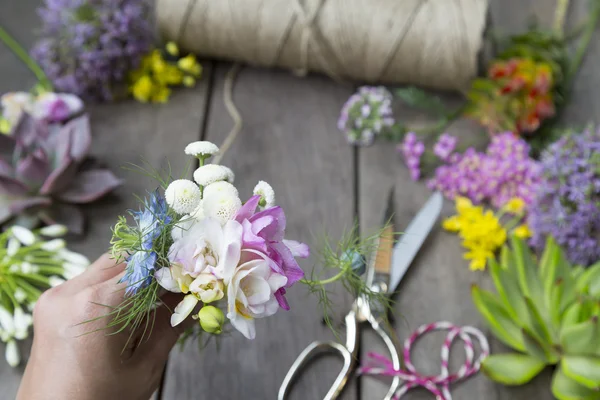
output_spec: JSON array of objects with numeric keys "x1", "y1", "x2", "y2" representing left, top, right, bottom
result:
[
  {"x1": 0, "y1": 135, "x2": 16, "y2": 159},
  {"x1": 57, "y1": 169, "x2": 121, "y2": 204},
  {"x1": 40, "y1": 203, "x2": 84, "y2": 235},
  {"x1": 47, "y1": 123, "x2": 72, "y2": 169},
  {"x1": 0, "y1": 159, "x2": 14, "y2": 176},
  {"x1": 16, "y1": 154, "x2": 50, "y2": 186},
  {"x1": 39, "y1": 158, "x2": 78, "y2": 195},
  {"x1": 12, "y1": 113, "x2": 49, "y2": 148},
  {"x1": 0, "y1": 195, "x2": 51, "y2": 225},
  {"x1": 0, "y1": 175, "x2": 28, "y2": 195},
  {"x1": 65, "y1": 114, "x2": 91, "y2": 162}
]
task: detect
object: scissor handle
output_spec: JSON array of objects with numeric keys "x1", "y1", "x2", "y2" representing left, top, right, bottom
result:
[{"x1": 279, "y1": 310, "x2": 359, "y2": 400}]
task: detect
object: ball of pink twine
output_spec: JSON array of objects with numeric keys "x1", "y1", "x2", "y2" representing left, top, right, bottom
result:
[{"x1": 359, "y1": 321, "x2": 489, "y2": 400}]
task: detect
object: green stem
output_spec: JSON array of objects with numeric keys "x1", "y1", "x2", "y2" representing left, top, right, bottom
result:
[
  {"x1": 553, "y1": 0, "x2": 571, "y2": 35},
  {"x1": 0, "y1": 24, "x2": 52, "y2": 90},
  {"x1": 301, "y1": 269, "x2": 347, "y2": 286}
]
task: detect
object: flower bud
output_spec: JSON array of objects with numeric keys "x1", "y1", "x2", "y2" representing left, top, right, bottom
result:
[
  {"x1": 39, "y1": 224, "x2": 68, "y2": 237},
  {"x1": 5, "y1": 340, "x2": 19, "y2": 367},
  {"x1": 197, "y1": 306, "x2": 225, "y2": 334}
]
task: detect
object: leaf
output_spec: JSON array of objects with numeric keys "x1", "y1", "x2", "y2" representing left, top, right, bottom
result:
[
  {"x1": 39, "y1": 158, "x2": 78, "y2": 195},
  {"x1": 395, "y1": 87, "x2": 448, "y2": 115},
  {"x1": 552, "y1": 366, "x2": 600, "y2": 400},
  {"x1": 562, "y1": 301, "x2": 584, "y2": 328},
  {"x1": 521, "y1": 328, "x2": 558, "y2": 363},
  {"x1": 56, "y1": 169, "x2": 122, "y2": 203},
  {"x1": 472, "y1": 285, "x2": 525, "y2": 352},
  {"x1": 541, "y1": 236, "x2": 561, "y2": 302},
  {"x1": 489, "y1": 257, "x2": 528, "y2": 322},
  {"x1": 551, "y1": 279, "x2": 565, "y2": 328},
  {"x1": 562, "y1": 355, "x2": 600, "y2": 390},
  {"x1": 560, "y1": 317, "x2": 600, "y2": 356},
  {"x1": 577, "y1": 262, "x2": 600, "y2": 293},
  {"x1": 511, "y1": 236, "x2": 545, "y2": 313},
  {"x1": 524, "y1": 296, "x2": 553, "y2": 344},
  {"x1": 482, "y1": 353, "x2": 546, "y2": 385},
  {"x1": 64, "y1": 114, "x2": 92, "y2": 162},
  {"x1": 15, "y1": 153, "x2": 50, "y2": 186}
]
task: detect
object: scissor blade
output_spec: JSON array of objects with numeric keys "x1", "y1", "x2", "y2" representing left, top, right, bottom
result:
[{"x1": 388, "y1": 192, "x2": 443, "y2": 293}]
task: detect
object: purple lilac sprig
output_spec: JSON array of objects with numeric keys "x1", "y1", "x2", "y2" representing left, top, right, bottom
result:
[
  {"x1": 31, "y1": 0, "x2": 153, "y2": 101},
  {"x1": 337, "y1": 86, "x2": 395, "y2": 146},
  {"x1": 528, "y1": 129, "x2": 600, "y2": 266},
  {"x1": 399, "y1": 133, "x2": 425, "y2": 181},
  {"x1": 427, "y1": 132, "x2": 542, "y2": 208}
]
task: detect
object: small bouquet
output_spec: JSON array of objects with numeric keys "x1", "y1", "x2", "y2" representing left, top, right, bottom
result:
[
  {"x1": 0, "y1": 224, "x2": 89, "y2": 366},
  {"x1": 108, "y1": 140, "x2": 379, "y2": 342}
]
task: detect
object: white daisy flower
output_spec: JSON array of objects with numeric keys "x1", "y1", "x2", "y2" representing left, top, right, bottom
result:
[
  {"x1": 193, "y1": 165, "x2": 235, "y2": 187},
  {"x1": 185, "y1": 141, "x2": 220, "y2": 158},
  {"x1": 165, "y1": 179, "x2": 202, "y2": 215},
  {"x1": 253, "y1": 181, "x2": 275, "y2": 208},
  {"x1": 203, "y1": 192, "x2": 242, "y2": 225},
  {"x1": 204, "y1": 181, "x2": 239, "y2": 200}
]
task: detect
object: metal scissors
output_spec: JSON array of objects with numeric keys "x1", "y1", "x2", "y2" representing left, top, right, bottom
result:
[{"x1": 278, "y1": 190, "x2": 444, "y2": 400}]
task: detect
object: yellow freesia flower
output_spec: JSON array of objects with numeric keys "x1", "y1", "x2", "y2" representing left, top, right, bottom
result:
[
  {"x1": 151, "y1": 84, "x2": 171, "y2": 103},
  {"x1": 166, "y1": 41, "x2": 180, "y2": 57},
  {"x1": 503, "y1": 197, "x2": 526, "y2": 215},
  {"x1": 182, "y1": 76, "x2": 196, "y2": 87},
  {"x1": 178, "y1": 54, "x2": 202, "y2": 76},
  {"x1": 131, "y1": 75, "x2": 154, "y2": 103},
  {"x1": 464, "y1": 247, "x2": 493, "y2": 271},
  {"x1": 514, "y1": 224, "x2": 532, "y2": 239}
]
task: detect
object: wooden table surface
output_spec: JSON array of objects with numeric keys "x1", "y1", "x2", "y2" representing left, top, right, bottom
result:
[{"x1": 1, "y1": 0, "x2": 598, "y2": 399}]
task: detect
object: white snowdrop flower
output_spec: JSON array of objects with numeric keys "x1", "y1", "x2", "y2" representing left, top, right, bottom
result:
[
  {"x1": 5, "y1": 340, "x2": 19, "y2": 367},
  {"x1": 6, "y1": 238, "x2": 20, "y2": 257},
  {"x1": 193, "y1": 165, "x2": 235, "y2": 187},
  {"x1": 63, "y1": 263, "x2": 86, "y2": 279},
  {"x1": 27, "y1": 302, "x2": 36, "y2": 312},
  {"x1": 58, "y1": 249, "x2": 90, "y2": 266},
  {"x1": 41, "y1": 239, "x2": 66, "y2": 252},
  {"x1": 165, "y1": 179, "x2": 202, "y2": 215},
  {"x1": 20, "y1": 262, "x2": 33, "y2": 274},
  {"x1": 11, "y1": 226, "x2": 35, "y2": 246},
  {"x1": 185, "y1": 141, "x2": 220, "y2": 158},
  {"x1": 203, "y1": 193, "x2": 242, "y2": 225},
  {"x1": 204, "y1": 181, "x2": 239, "y2": 200},
  {"x1": 253, "y1": 180, "x2": 275, "y2": 208},
  {"x1": 13, "y1": 288, "x2": 27, "y2": 303},
  {"x1": 39, "y1": 224, "x2": 67, "y2": 237},
  {"x1": 0, "y1": 306, "x2": 14, "y2": 334},
  {"x1": 13, "y1": 308, "x2": 32, "y2": 340},
  {"x1": 49, "y1": 276, "x2": 66, "y2": 287}
]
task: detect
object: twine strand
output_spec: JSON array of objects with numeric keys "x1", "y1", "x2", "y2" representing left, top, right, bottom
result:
[{"x1": 213, "y1": 63, "x2": 243, "y2": 165}]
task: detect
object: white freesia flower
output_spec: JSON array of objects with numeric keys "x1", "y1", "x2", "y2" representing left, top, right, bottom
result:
[
  {"x1": 41, "y1": 239, "x2": 66, "y2": 251},
  {"x1": 203, "y1": 192, "x2": 242, "y2": 226},
  {"x1": 39, "y1": 224, "x2": 68, "y2": 237},
  {"x1": 5, "y1": 340, "x2": 19, "y2": 367},
  {"x1": 171, "y1": 215, "x2": 197, "y2": 241},
  {"x1": 11, "y1": 226, "x2": 35, "y2": 246},
  {"x1": 253, "y1": 180, "x2": 275, "y2": 208},
  {"x1": 6, "y1": 238, "x2": 20, "y2": 257},
  {"x1": 193, "y1": 165, "x2": 235, "y2": 186},
  {"x1": 58, "y1": 249, "x2": 90, "y2": 266},
  {"x1": 155, "y1": 263, "x2": 193, "y2": 293},
  {"x1": 49, "y1": 276, "x2": 66, "y2": 287},
  {"x1": 226, "y1": 258, "x2": 288, "y2": 340},
  {"x1": 204, "y1": 181, "x2": 239, "y2": 199},
  {"x1": 185, "y1": 141, "x2": 220, "y2": 158},
  {"x1": 168, "y1": 218, "x2": 242, "y2": 279},
  {"x1": 165, "y1": 179, "x2": 202, "y2": 215},
  {"x1": 189, "y1": 273, "x2": 224, "y2": 303},
  {"x1": 170, "y1": 294, "x2": 199, "y2": 327},
  {"x1": 13, "y1": 288, "x2": 26, "y2": 303}
]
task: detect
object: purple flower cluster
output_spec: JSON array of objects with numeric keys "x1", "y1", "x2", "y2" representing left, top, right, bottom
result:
[
  {"x1": 428, "y1": 132, "x2": 542, "y2": 207},
  {"x1": 337, "y1": 86, "x2": 394, "y2": 146},
  {"x1": 433, "y1": 133, "x2": 457, "y2": 161},
  {"x1": 399, "y1": 132, "x2": 425, "y2": 181},
  {"x1": 31, "y1": 0, "x2": 153, "y2": 101},
  {"x1": 528, "y1": 129, "x2": 600, "y2": 266}
]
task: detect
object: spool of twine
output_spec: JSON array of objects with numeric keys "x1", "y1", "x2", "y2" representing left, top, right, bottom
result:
[{"x1": 156, "y1": 0, "x2": 490, "y2": 91}]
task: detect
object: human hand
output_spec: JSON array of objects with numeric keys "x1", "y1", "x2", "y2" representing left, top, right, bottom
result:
[{"x1": 17, "y1": 254, "x2": 189, "y2": 400}]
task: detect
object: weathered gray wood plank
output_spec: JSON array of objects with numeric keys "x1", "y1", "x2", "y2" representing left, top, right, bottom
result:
[{"x1": 161, "y1": 64, "x2": 357, "y2": 400}]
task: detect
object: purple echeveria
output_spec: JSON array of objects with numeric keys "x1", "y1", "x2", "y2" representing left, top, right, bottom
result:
[
  {"x1": 0, "y1": 112, "x2": 121, "y2": 233},
  {"x1": 528, "y1": 129, "x2": 600, "y2": 266},
  {"x1": 398, "y1": 132, "x2": 425, "y2": 181},
  {"x1": 337, "y1": 86, "x2": 394, "y2": 146},
  {"x1": 427, "y1": 132, "x2": 542, "y2": 207},
  {"x1": 31, "y1": 0, "x2": 153, "y2": 102}
]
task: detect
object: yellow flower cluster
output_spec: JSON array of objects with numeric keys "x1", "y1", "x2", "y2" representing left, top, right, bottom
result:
[
  {"x1": 443, "y1": 197, "x2": 531, "y2": 271},
  {"x1": 129, "y1": 42, "x2": 202, "y2": 104}
]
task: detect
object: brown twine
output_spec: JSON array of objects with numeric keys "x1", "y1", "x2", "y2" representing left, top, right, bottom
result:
[{"x1": 156, "y1": 0, "x2": 489, "y2": 160}]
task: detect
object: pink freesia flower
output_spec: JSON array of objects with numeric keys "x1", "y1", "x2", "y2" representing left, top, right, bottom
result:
[{"x1": 233, "y1": 195, "x2": 309, "y2": 310}]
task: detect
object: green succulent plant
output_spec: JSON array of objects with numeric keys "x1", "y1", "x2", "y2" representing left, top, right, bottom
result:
[{"x1": 472, "y1": 235, "x2": 600, "y2": 400}]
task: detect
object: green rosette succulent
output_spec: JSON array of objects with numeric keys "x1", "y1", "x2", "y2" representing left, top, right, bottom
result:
[{"x1": 472, "y1": 235, "x2": 600, "y2": 399}]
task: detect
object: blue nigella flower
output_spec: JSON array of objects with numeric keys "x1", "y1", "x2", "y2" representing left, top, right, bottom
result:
[{"x1": 120, "y1": 189, "x2": 171, "y2": 295}]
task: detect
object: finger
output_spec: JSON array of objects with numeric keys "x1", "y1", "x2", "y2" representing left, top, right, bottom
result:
[
  {"x1": 67, "y1": 253, "x2": 126, "y2": 290},
  {"x1": 133, "y1": 293, "x2": 196, "y2": 361}
]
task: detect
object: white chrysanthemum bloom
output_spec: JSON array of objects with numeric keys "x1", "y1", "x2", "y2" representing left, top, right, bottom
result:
[
  {"x1": 39, "y1": 224, "x2": 68, "y2": 237},
  {"x1": 204, "y1": 181, "x2": 239, "y2": 200},
  {"x1": 193, "y1": 165, "x2": 235, "y2": 187},
  {"x1": 11, "y1": 226, "x2": 35, "y2": 246},
  {"x1": 189, "y1": 200, "x2": 205, "y2": 220},
  {"x1": 253, "y1": 180, "x2": 275, "y2": 208},
  {"x1": 41, "y1": 239, "x2": 66, "y2": 252},
  {"x1": 49, "y1": 276, "x2": 66, "y2": 287},
  {"x1": 165, "y1": 179, "x2": 202, "y2": 214},
  {"x1": 203, "y1": 193, "x2": 242, "y2": 225},
  {"x1": 185, "y1": 141, "x2": 220, "y2": 158}
]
